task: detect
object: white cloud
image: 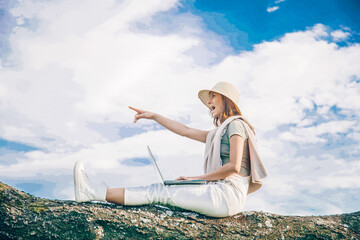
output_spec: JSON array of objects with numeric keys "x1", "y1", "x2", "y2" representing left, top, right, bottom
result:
[
  {"x1": 275, "y1": 0, "x2": 286, "y2": 4},
  {"x1": 1, "y1": 0, "x2": 360, "y2": 216},
  {"x1": 267, "y1": 6, "x2": 279, "y2": 13},
  {"x1": 279, "y1": 120, "x2": 356, "y2": 143},
  {"x1": 331, "y1": 30, "x2": 351, "y2": 42}
]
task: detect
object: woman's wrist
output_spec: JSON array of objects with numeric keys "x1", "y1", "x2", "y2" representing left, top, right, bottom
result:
[
  {"x1": 152, "y1": 112, "x2": 159, "y2": 121},
  {"x1": 197, "y1": 175, "x2": 207, "y2": 180}
]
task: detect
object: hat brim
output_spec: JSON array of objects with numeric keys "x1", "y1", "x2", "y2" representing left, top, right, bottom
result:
[
  {"x1": 198, "y1": 89, "x2": 213, "y2": 108},
  {"x1": 198, "y1": 89, "x2": 242, "y2": 114}
]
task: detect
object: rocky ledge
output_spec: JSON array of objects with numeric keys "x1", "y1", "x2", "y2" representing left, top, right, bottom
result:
[{"x1": 0, "y1": 182, "x2": 359, "y2": 239}]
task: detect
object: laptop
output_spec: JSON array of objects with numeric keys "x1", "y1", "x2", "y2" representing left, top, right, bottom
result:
[{"x1": 147, "y1": 145, "x2": 207, "y2": 185}]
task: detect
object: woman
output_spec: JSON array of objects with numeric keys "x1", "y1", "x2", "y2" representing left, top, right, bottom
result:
[{"x1": 74, "y1": 82, "x2": 267, "y2": 217}]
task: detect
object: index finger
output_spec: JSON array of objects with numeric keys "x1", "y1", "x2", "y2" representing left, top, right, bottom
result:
[{"x1": 128, "y1": 106, "x2": 142, "y2": 113}]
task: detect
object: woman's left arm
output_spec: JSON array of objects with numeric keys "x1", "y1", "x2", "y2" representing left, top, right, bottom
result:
[{"x1": 176, "y1": 135, "x2": 244, "y2": 181}]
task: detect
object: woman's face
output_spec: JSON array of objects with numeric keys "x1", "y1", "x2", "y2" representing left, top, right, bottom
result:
[{"x1": 207, "y1": 92, "x2": 224, "y2": 118}]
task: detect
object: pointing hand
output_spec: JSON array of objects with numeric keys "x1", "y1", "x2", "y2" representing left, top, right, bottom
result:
[{"x1": 128, "y1": 106, "x2": 155, "y2": 123}]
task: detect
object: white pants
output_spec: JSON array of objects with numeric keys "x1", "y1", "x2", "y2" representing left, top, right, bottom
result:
[{"x1": 124, "y1": 175, "x2": 250, "y2": 217}]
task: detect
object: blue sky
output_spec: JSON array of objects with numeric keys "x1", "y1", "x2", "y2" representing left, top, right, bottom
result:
[
  {"x1": 0, "y1": 0, "x2": 359, "y2": 216},
  {"x1": 187, "y1": 0, "x2": 360, "y2": 49}
]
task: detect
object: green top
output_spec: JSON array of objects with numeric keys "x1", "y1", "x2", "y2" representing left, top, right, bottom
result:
[{"x1": 220, "y1": 119, "x2": 251, "y2": 176}]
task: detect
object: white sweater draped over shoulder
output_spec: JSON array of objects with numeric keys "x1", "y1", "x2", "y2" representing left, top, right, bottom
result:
[{"x1": 204, "y1": 116, "x2": 268, "y2": 194}]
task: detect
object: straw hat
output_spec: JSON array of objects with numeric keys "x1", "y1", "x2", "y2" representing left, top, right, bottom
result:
[{"x1": 198, "y1": 82, "x2": 241, "y2": 110}]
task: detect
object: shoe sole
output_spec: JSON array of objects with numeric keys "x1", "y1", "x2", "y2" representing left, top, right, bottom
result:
[{"x1": 73, "y1": 160, "x2": 84, "y2": 202}]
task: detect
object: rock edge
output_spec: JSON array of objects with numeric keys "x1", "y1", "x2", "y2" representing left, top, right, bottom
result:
[{"x1": 0, "y1": 182, "x2": 359, "y2": 239}]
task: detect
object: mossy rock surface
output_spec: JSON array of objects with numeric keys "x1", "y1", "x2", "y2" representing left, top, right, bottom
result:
[{"x1": 0, "y1": 181, "x2": 359, "y2": 239}]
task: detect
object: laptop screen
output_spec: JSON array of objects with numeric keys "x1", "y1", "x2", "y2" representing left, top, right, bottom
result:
[{"x1": 147, "y1": 145, "x2": 165, "y2": 184}]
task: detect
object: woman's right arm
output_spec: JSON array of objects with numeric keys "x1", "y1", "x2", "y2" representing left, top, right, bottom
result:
[{"x1": 129, "y1": 106, "x2": 209, "y2": 143}]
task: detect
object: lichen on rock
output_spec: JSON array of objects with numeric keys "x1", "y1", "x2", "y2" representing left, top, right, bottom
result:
[{"x1": 0, "y1": 181, "x2": 359, "y2": 239}]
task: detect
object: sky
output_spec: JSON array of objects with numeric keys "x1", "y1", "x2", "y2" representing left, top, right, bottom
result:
[{"x1": 0, "y1": 0, "x2": 359, "y2": 216}]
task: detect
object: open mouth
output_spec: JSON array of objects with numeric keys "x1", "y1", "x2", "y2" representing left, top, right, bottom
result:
[{"x1": 210, "y1": 105, "x2": 216, "y2": 113}]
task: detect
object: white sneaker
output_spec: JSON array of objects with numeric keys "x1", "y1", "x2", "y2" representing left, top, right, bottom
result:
[{"x1": 73, "y1": 160, "x2": 107, "y2": 203}]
